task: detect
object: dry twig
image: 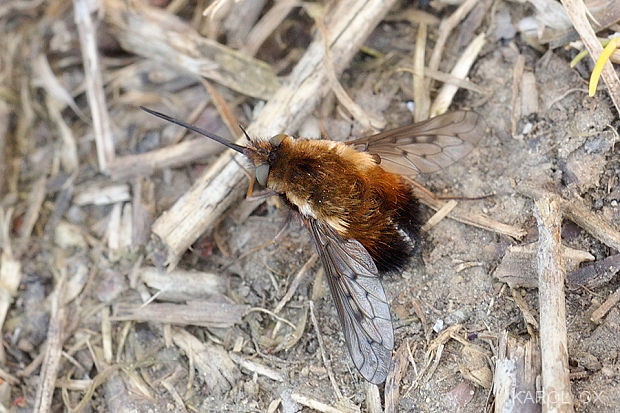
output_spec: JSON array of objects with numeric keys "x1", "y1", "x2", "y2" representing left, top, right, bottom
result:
[
  {"x1": 242, "y1": 0, "x2": 300, "y2": 57},
  {"x1": 416, "y1": 191, "x2": 526, "y2": 240},
  {"x1": 430, "y1": 32, "x2": 486, "y2": 116},
  {"x1": 104, "y1": 0, "x2": 279, "y2": 100},
  {"x1": 107, "y1": 138, "x2": 223, "y2": 181},
  {"x1": 33, "y1": 268, "x2": 67, "y2": 413},
  {"x1": 112, "y1": 301, "x2": 248, "y2": 328},
  {"x1": 290, "y1": 393, "x2": 349, "y2": 413},
  {"x1": 493, "y1": 331, "x2": 541, "y2": 413},
  {"x1": 420, "y1": 199, "x2": 458, "y2": 233},
  {"x1": 510, "y1": 54, "x2": 525, "y2": 137},
  {"x1": 384, "y1": 343, "x2": 410, "y2": 413},
  {"x1": 590, "y1": 285, "x2": 620, "y2": 323},
  {"x1": 412, "y1": 23, "x2": 430, "y2": 122},
  {"x1": 139, "y1": 266, "x2": 227, "y2": 302},
  {"x1": 428, "y1": 0, "x2": 479, "y2": 81},
  {"x1": 534, "y1": 197, "x2": 573, "y2": 412},
  {"x1": 313, "y1": 7, "x2": 386, "y2": 130},
  {"x1": 74, "y1": 0, "x2": 115, "y2": 171},
  {"x1": 228, "y1": 352, "x2": 285, "y2": 382}
]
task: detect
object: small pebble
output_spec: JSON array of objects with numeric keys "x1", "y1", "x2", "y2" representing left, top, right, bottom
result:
[{"x1": 433, "y1": 319, "x2": 444, "y2": 333}]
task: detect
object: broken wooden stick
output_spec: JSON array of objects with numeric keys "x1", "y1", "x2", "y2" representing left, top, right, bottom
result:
[
  {"x1": 104, "y1": 0, "x2": 279, "y2": 100},
  {"x1": 493, "y1": 331, "x2": 541, "y2": 413},
  {"x1": 417, "y1": 192, "x2": 526, "y2": 240},
  {"x1": 75, "y1": 0, "x2": 115, "y2": 171},
  {"x1": 534, "y1": 196, "x2": 573, "y2": 413}
]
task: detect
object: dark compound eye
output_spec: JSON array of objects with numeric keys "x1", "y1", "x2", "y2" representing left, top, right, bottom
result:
[{"x1": 256, "y1": 163, "x2": 270, "y2": 186}]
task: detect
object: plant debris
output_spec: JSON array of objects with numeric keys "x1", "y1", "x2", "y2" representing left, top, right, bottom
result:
[{"x1": 1, "y1": 0, "x2": 618, "y2": 411}]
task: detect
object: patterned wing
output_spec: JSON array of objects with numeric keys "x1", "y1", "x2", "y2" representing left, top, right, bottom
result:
[
  {"x1": 348, "y1": 110, "x2": 485, "y2": 177},
  {"x1": 307, "y1": 218, "x2": 394, "y2": 384}
]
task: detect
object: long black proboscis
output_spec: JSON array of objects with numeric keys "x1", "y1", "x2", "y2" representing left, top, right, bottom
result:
[{"x1": 140, "y1": 106, "x2": 247, "y2": 154}]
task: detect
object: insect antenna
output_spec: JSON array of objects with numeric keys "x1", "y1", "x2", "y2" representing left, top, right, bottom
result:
[
  {"x1": 238, "y1": 124, "x2": 253, "y2": 143},
  {"x1": 140, "y1": 106, "x2": 247, "y2": 154}
]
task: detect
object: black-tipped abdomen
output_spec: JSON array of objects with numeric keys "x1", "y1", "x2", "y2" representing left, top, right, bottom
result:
[{"x1": 369, "y1": 188, "x2": 420, "y2": 273}]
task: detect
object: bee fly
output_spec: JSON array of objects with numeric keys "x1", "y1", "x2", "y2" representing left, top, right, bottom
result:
[{"x1": 141, "y1": 106, "x2": 485, "y2": 384}]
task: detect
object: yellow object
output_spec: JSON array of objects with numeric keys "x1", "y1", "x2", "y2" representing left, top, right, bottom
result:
[{"x1": 589, "y1": 37, "x2": 619, "y2": 97}]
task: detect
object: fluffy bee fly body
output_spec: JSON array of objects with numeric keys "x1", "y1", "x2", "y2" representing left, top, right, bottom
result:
[
  {"x1": 141, "y1": 106, "x2": 485, "y2": 384},
  {"x1": 246, "y1": 136, "x2": 420, "y2": 273}
]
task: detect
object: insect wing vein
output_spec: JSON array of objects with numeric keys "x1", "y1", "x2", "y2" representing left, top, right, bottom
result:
[
  {"x1": 346, "y1": 110, "x2": 485, "y2": 177},
  {"x1": 307, "y1": 219, "x2": 394, "y2": 384}
]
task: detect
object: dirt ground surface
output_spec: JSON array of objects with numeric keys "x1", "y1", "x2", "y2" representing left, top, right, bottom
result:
[{"x1": 1, "y1": 0, "x2": 619, "y2": 412}]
